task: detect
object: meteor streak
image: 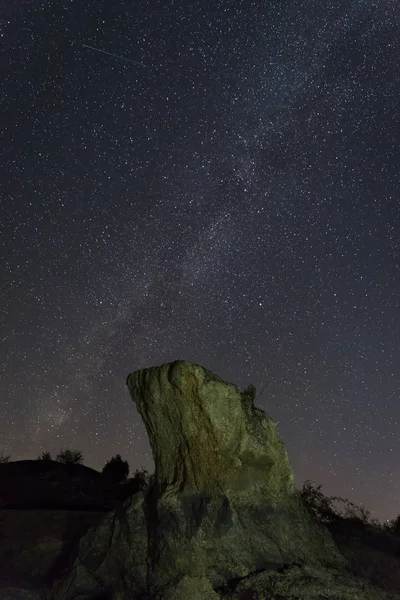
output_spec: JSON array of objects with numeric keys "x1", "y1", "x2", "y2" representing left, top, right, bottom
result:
[{"x1": 82, "y1": 43, "x2": 146, "y2": 67}]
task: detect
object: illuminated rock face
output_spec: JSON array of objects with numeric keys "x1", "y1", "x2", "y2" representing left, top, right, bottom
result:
[
  {"x1": 127, "y1": 360, "x2": 294, "y2": 498},
  {"x1": 125, "y1": 360, "x2": 346, "y2": 594},
  {"x1": 51, "y1": 361, "x2": 352, "y2": 600}
]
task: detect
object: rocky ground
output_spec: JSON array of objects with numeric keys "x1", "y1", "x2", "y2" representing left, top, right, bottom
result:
[{"x1": 0, "y1": 509, "x2": 105, "y2": 593}]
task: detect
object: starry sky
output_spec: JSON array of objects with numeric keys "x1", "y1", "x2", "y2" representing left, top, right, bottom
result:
[{"x1": 1, "y1": 0, "x2": 400, "y2": 522}]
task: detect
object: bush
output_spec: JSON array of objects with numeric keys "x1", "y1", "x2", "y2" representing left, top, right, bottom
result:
[
  {"x1": 121, "y1": 468, "x2": 153, "y2": 497},
  {"x1": 102, "y1": 454, "x2": 130, "y2": 484},
  {"x1": 301, "y1": 480, "x2": 373, "y2": 526},
  {"x1": 242, "y1": 384, "x2": 257, "y2": 403},
  {"x1": 387, "y1": 514, "x2": 400, "y2": 536},
  {"x1": 37, "y1": 451, "x2": 52, "y2": 461},
  {"x1": 0, "y1": 451, "x2": 11, "y2": 464},
  {"x1": 55, "y1": 448, "x2": 84, "y2": 464},
  {"x1": 301, "y1": 480, "x2": 339, "y2": 524}
]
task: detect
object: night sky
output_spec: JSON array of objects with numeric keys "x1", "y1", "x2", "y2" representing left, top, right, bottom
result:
[{"x1": 1, "y1": 1, "x2": 400, "y2": 522}]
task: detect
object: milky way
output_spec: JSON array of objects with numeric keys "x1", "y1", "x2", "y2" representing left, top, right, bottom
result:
[{"x1": 1, "y1": 0, "x2": 400, "y2": 521}]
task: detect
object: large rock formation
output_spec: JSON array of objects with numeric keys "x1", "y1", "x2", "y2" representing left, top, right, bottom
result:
[
  {"x1": 48, "y1": 360, "x2": 400, "y2": 599},
  {"x1": 126, "y1": 360, "x2": 345, "y2": 593}
]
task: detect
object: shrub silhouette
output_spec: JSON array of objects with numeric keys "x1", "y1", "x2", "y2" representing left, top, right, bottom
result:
[
  {"x1": 301, "y1": 480, "x2": 338, "y2": 524},
  {"x1": 55, "y1": 448, "x2": 84, "y2": 464},
  {"x1": 388, "y1": 514, "x2": 400, "y2": 536},
  {"x1": 102, "y1": 454, "x2": 130, "y2": 484},
  {"x1": 0, "y1": 451, "x2": 11, "y2": 463},
  {"x1": 132, "y1": 467, "x2": 153, "y2": 490},
  {"x1": 242, "y1": 384, "x2": 257, "y2": 403},
  {"x1": 301, "y1": 480, "x2": 379, "y2": 528},
  {"x1": 120, "y1": 468, "x2": 152, "y2": 498},
  {"x1": 37, "y1": 451, "x2": 52, "y2": 461}
]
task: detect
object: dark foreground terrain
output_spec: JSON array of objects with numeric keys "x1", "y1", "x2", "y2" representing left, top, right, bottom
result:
[
  {"x1": 1, "y1": 506, "x2": 400, "y2": 598},
  {"x1": 0, "y1": 509, "x2": 105, "y2": 591}
]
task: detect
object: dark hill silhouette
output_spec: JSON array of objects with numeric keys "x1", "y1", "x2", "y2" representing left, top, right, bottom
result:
[{"x1": 0, "y1": 459, "x2": 124, "y2": 510}]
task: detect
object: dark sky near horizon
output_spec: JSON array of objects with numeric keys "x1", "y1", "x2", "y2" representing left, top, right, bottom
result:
[{"x1": 1, "y1": 0, "x2": 400, "y2": 521}]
